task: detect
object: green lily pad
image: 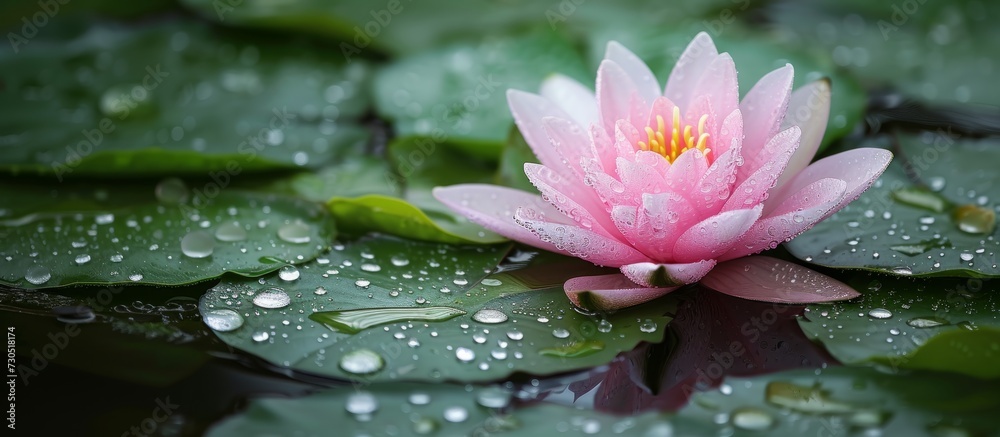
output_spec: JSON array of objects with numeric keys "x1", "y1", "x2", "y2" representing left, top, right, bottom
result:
[
  {"x1": 323, "y1": 136, "x2": 507, "y2": 244},
  {"x1": 328, "y1": 195, "x2": 505, "y2": 244},
  {"x1": 200, "y1": 236, "x2": 674, "y2": 383},
  {"x1": 178, "y1": 0, "x2": 737, "y2": 55},
  {"x1": 206, "y1": 358, "x2": 1000, "y2": 436},
  {"x1": 0, "y1": 21, "x2": 370, "y2": 178},
  {"x1": 675, "y1": 366, "x2": 1000, "y2": 435},
  {"x1": 206, "y1": 381, "x2": 695, "y2": 437},
  {"x1": 372, "y1": 32, "x2": 589, "y2": 158},
  {"x1": 798, "y1": 273, "x2": 1000, "y2": 379},
  {"x1": 771, "y1": 1, "x2": 1000, "y2": 107},
  {"x1": 786, "y1": 134, "x2": 1000, "y2": 278},
  {"x1": 0, "y1": 179, "x2": 333, "y2": 289},
  {"x1": 587, "y1": 24, "x2": 866, "y2": 150}
]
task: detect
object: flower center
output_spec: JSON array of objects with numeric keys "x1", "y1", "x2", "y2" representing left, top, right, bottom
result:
[{"x1": 636, "y1": 106, "x2": 710, "y2": 163}]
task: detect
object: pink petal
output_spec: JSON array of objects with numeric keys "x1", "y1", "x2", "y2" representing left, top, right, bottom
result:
[
  {"x1": 739, "y1": 64, "x2": 794, "y2": 168},
  {"x1": 597, "y1": 60, "x2": 645, "y2": 136},
  {"x1": 611, "y1": 191, "x2": 697, "y2": 260},
  {"x1": 565, "y1": 274, "x2": 679, "y2": 311},
  {"x1": 700, "y1": 256, "x2": 860, "y2": 303},
  {"x1": 772, "y1": 79, "x2": 832, "y2": 194},
  {"x1": 692, "y1": 53, "x2": 739, "y2": 123},
  {"x1": 507, "y1": 90, "x2": 577, "y2": 178},
  {"x1": 616, "y1": 157, "x2": 669, "y2": 199},
  {"x1": 542, "y1": 116, "x2": 592, "y2": 180},
  {"x1": 621, "y1": 260, "x2": 716, "y2": 287},
  {"x1": 540, "y1": 74, "x2": 600, "y2": 128},
  {"x1": 664, "y1": 148, "x2": 710, "y2": 201},
  {"x1": 433, "y1": 184, "x2": 567, "y2": 253},
  {"x1": 711, "y1": 108, "x2": 743, "y2": 159},
  {"x1": 672, "y1": 205, "x2": 763, "y2": 263},
  {"x1": 523, "y1": 163, "x2": 620, "y2": 239},
  {"x1": 665, "y1": 32, "x2": 719, "y2": 109},
  {"x1": 514, "y1": 207, "x2": 650, "y2": 267},
  {"x1": 582, "y1": 157, "x2": 630, "y2": 207},
  {"x1": 725, "y1": 126, "x2": 800, "y2": 211},
  {"x1": 588, "y1": 124, "x2": 618, "y2": 174},
  {"x1": 766, "y1": 148, "x2": 892, "y2": 217},
  {"x1": 692, "y1": 116, "x2": 742, "y2": 215},
  {"x1": 722, "y1": 178, "x2": 847, "y2": 260},
  {"x1": 605, "y1": 41, "x2": 661, "y2": 106},
  {"x1": 613, "y1": 119, "x2": 642, "y2": 160}
]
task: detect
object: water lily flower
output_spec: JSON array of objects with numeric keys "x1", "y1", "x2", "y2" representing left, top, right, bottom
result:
[{"x1": 434, "y1": 33, "x2": 892, "y2": 311}]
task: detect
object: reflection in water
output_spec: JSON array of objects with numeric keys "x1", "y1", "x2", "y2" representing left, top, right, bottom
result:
[{"x1": 522, "y1": 286, "x2": 836, "y2": 414}]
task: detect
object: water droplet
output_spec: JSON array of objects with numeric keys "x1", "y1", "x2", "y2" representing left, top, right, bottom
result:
[
  {"x1": 215, "y1": 222, "x2": 247, "y2": 242},
  {"x1": 476, "y1": 387, "x2": 511, "y2": 409},
  {"x1": 277, "y1": 222, "x2": 311, "y2": 243},
  {"x1": 129, "y1": 273, "x2": 143, "y2": 282},
  {"x1": 355, "y1": 279, "x2": 370, "y2": 288},
  {"x1": 455, "y1": 347, "x2": 475, "y2": 362},
  {"x1": 155, "y1": 178, "x2": 189, "y2": 205},
  {"x1": 639, "y1": 320, "x2": 658, "y2": 333},
  {"x1": 481, "y1": 278, "x2": 502, "y2": 287},
  {"x1": 390, "y1": 255, "x2": 409, "y2": 266},
  {"x1": 110, "y1": 254, "x2": 124, "y2": 263},
  {"x1": 313, "y1": 286, "x2": 328, "y2": 296},
  {"x1": 408, "y1": 392, "x2": 431, "y2": 405},
  {"x1": 953, "y1": 204, "x2": 996, "y2": 235},
  {"x1": 539, "y1": 340, "x2": 605, "y2": 358},
  {"x1": 339, "y1": 349, "x2": 384, "y2": 375},
  {"x1": 960, "y1": 252, "x2": 974, "y2": 262},
  {"x1": 311, "y1": 307, "x2": 466, "y2": 334},
  {"x1": 907, "y1": 316, "x2": 949, "y2": 328},
  {"x1": 345, "y1": 391, "x2": 378, "y2": 415},
  {"x1": 552, "y1": 328, "x2": 570, "y2": 338},
  {"x1": 278, "y1": 265, "x2": 300, "y2": 281},
  {"x1": 597, "y1": 320, "x2": 612, "y2": 333},
  {"x1": 203, "y1": 309, "x2": 243, "y2": 332},
  {"x1": 251, "y1": 331, "x2": 270, "y2": 342},
  {"x1": 868, "y1": 308, "x2": 893, "y2": 319},
  {"x1": 95, "y1": 213, "x2": 114, "y2": 225},
  {"x1": 506, "y1": 331, "x2": 524, "y2": 341},
  {"x1": 472, "y1": 309, "x2": 508, "y2": 324},
  {"x1": 181, "y1": 230, "x2": 215, "y2": 258},
  {"x1": 361, "y1": 263, "x2": 381, "y2": 272},
  {"x1": 24, "y1": 265, "x2": 51, "y2": 285},
  {"x1": 442, "y1": 406, "x2": 468, "y2": 423},
  {"x1": 253, "y1": 288, "x2": 291, "y2": 309},
  {"x1": 730, "y1": 407, "x2": 775, "y2": 431},
  {"x1": 74, "y1": 254, "x2": 91, "y2": 265}
]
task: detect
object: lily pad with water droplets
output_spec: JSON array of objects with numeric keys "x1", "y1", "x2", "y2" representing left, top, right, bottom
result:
[
  {"x1": 798, "y1": 273, "x2": 1000, "y2": 379},
  {"x1": 0, "y1": 21, "x2": 370, "y2": 177},
  {"x1": 324, "y1": 135, "x2": 508, "y2": 244},
  {"x1": 372, "y1": 32, "x2": 590, "y2": 158},
  {"x1": 199, "y1": 236, "x2": 674, "y2": 383},
  {"x1": 206, "y1": 381, "x2": 705, "y2": 437},
  {"x1": 206, "y1": 358, "x2": 1000, "y2": 436},
  {"x1": 0, "y1": 180, "x2": 334, "y2": 289},
  {"x1": 786, "y1": 134, "x2": 1000, "y2": 278}
]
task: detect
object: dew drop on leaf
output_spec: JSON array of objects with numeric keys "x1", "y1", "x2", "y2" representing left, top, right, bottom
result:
[
  {"x1": 181, "y1": 230, "x2": 215, "y2": 258},
  {"x1": 339, "y1": 349, "x2": 384, "y2": 375},
  {"x1": 253, "y1": 288, "x2": 290, "y2": 309},
  {"x1": 203, "y1": 309, "x2": 243, "y2": 332}
]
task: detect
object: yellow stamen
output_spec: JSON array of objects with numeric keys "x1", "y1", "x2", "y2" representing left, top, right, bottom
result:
[{"x1": 634, "y1": 105, "x2": 713, "y2": 164}]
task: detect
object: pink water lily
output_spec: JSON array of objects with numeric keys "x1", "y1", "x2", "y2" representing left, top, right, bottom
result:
[{"x1": 434, "y1": 33, "x2": 892, "y2": 311}]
